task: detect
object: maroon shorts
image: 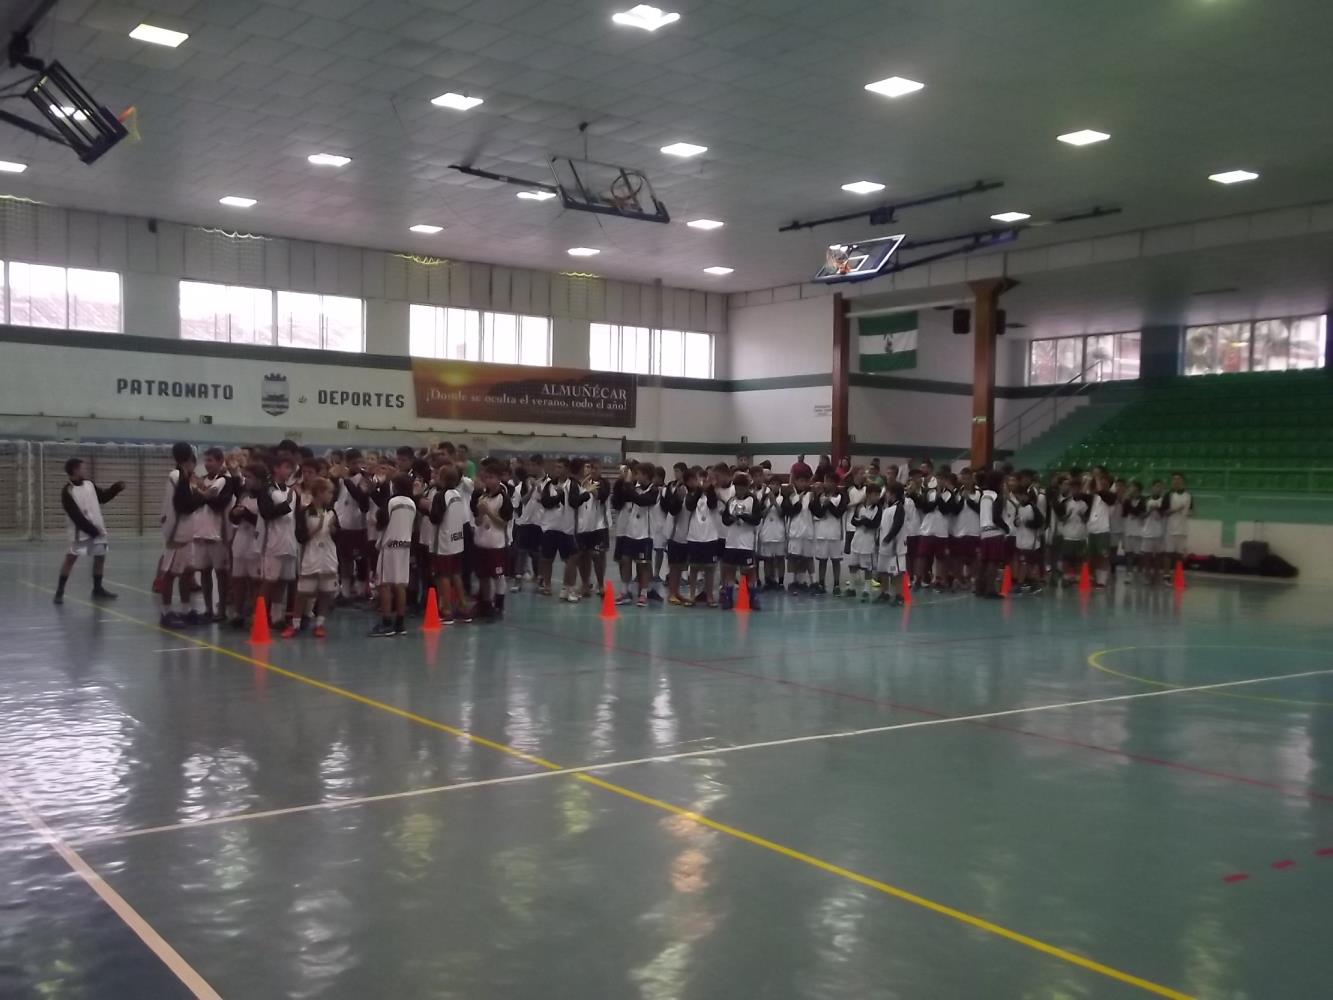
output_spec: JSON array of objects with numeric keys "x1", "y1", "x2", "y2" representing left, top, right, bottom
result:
[
  {"x1": 980, "y1": 535, "x2": 1008, "y2": 562},
  {"x1": 473, "y1": 546, "x2": 508, "y2": 578},
  {"x1": 917, "y1": 536, "x2": 945, "y2": 560},
  {"x1": 432, "y1": 552, "x2": 463, "y2": 576},
  {"x1": 950, "y1": 536, "x2": 979, "y2": 563},
  {"x1": 1004, "y1": 537, "x2": 1017, "y2": 560},
  {"x1": 905, "y1": 536, "x2": 921, "y2": 561},
  {"x1": 336, "y1": 528, "x2": 366, "y2": 566}
]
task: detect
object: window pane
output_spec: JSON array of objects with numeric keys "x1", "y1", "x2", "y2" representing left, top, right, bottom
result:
[
  {"x1": 1289, "y1": 315, "x2": 1326, "y2": 370},
  {"x1": 1217, "y1": 322, "x2": 1250, "y2": 373},
  {"x1": 659, "y1": 328, "x2": 684, "y2": 377},
  {"x1": 322, "y1": 295, "x2": 364, "y2": 352},
  {"x1": 1252, "y1": 319, "x2": 1289, "y2": 371},
  {"x1": 1028, "y1": 340, "x2": 1057, "y2": 385},
  {"x1": 1086, "y1": 335, "x2": 1115, "y2": 382},
  {"x1": 488, "y1": 312, "x2": 519, "y2": 364},
  {"x1": 9, "y1": 262, "x2": 68, "y2": 328},
  {"x1": 276, "y1": 291, "x2": 321, "y2": 349},
  {"x1": 1114, "y1": 332, "x2": 1141, "y2": 380},
  {"x1": 684, "y1": 332, "x2": 712, "y2": 378},
  {"x1": 67, "y1": 268, "x2": 121, "y2": 332},
  {"x1": 626, "y1": 326, "x2": 651, "y2": 374},
  {"x1": 409, "y1": 304, "x2": 441, "y2": 358},
  {"x1": 1184, "y1": 326, "x2": 1217, "y2": 375},
  {"x1": 1055, "y1": 337, "x2": 1082, "y2": 382},
  {"x1": 518, "y1": 315, "x2": 551, "y2": 366},
  {"x1": 589, "y1": 323, "x2": 613, "y2": 371},
  {"x1": 180, "y1": 280, "x2": 224, "y2": 341},
  {"x1": 228, "y1": 286, "x2": 272, "y2": 345}
]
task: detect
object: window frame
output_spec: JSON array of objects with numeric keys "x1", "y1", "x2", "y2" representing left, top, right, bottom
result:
[
  {"x1": 180, "y1": 281, "x2": 365, "y2": 351},
  {"x1": 408, "y1": 305, "x2": 553, "y2": 366},
  {"x1": 3, "y1": 259, "x2": 123, "y2": 333},
  {"x1": 1026, "y1": 330, "x2": 1140, "y2": 387},
  {"x1": 1183, "y1": 314, "x2": 1327, "y2": 375},
  {"x1": 590, "y1": 323, "x2": 715, "y2": 379}
]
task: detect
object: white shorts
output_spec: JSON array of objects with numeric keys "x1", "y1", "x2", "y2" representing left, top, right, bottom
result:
[
  {"x1": 68, "y1": 538, "x2": 107, "y2": 557},
  {"x1": 1140, "y1": 536, "x2": 1164, "y2": 554},
  {"x1": 377, "y1": 545, "x2": 411, "y2": 586},
  {"x1": 261, "y1": 552, "x2": 297, "y2": 582},
  {"x1": 191, "y1": 539, "x2": 229, "y2": 571},
  {"x1": 877, "y1": 550, "x2": 904, "y2": 576},
  {"x1": 814, "y1": 538, "x2": 842, "y2": 561},
  {"x1": 232, "y1": 553, "x2": 261, "y2": 579},
  {"x1": 651, "y1": 530, "x2": 670, "y2": 551},
  {"x1": 1122, "y1": 535, "x2": 1141, "y2": 554},
  {"x1": 160, "y1": 544, "x2": 193, "y2": 575},
  {"x1": 786, "y1": 537, "x2": 813, "y2": 559},
  {"x1": 1167, "y1": 534, "x2": 1187, "y2": 555},
  {"x1": 297, "y1": 573, "x2": 337, "y2": 595},
  {"x1": 849, "y1": 550, "x2": 877, "y2": 572},
  {"x1": 757, "y1": 539, "x2": 786, "y2": 559}
]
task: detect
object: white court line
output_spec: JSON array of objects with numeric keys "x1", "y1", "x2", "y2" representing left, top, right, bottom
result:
[
  {"x1": 155, "y1": 647, "x2": 198, "y2": 653},
  {"x1": 0, "y1": 776, "x2": 222, "y2": 1000},
  {"x1": 72, "y1": 661, "x2": 1333, "y2": 845}
]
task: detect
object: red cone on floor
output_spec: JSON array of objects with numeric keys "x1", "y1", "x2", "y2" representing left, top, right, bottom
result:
[
  {"x1": 901, "y1": 574, "x2": 912, "y2": 607},
  {"x1": 249, "y1": 597, "x2": 271, "y2": 644},
  {"x1": 600, "y1": 582, "x2": 618, "y2": 620},
  {"x1": 422, "y1": 587, "x2": 442, "y2": 631},
  {"x1": 1173, "y1": 560, "x2": 1187, "y2": 592},
  {"x1": 1000, "y1": 565, "x2": 1013, "y2": 598},
  {"x1": 736, "y1": 575, "x2": 752, "y2": 613},
  {"x1": 1078, "y1": 561, "x2": 1092, "y2": 593}
]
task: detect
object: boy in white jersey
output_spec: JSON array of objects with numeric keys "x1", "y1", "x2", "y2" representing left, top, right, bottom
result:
[
  {"x1": 1085, "y1": 471, "x2": 1116, "y2": 590},
  {"x1": 54, "y1": 457, "x2": 124, "y2": 604},
  {"x1": 227, "y1": 462, "x2": 264, "y2": 628},
  {"x1": 1055, "y1": 476, "x2": 1089, "y2": 586},
  {"x1": 427, "y1": 463, "x2": 470, "y2": 624},
  {"x1": 756, "y1": 471, "x2": 787, "y2": 591},
  {"x1": 875, "y1": 481, "x2": 907, "y2": 605},
  {"x1": 663, "y1": 467, "x2": 695, "y2": 605},
  {"x1": 471, "y1": 460, "x2": 514, "y2": 620},
  {"x1": 258, "y1": 456, "x2": 300, "y2": 629},
  {"x1": 1120, "y1": 480, "x2": 1146, "y2": 584},
  {"x1": 512, "y1": 455, "x2": 545, "y2": 590},
  {"x1": 159, "y1": 441, "x2": 208, "y2": 628},
  {"x1": 783, "y1": 472, "x2": 816, "y2": 595},
  {"x1": 571, "y1": 458, "x2": 611, "y2": 600},
  {"x1": 720, "y1": 472, "x2": 762, "y2": 611},
  {"x1": 812, "y1": 471, "x2": 845, "y2": 596},
  {"x1": 614, "y1": 464, "x2": 659, "y2": 607},
  {"x1": 193, "y1": 447, "x2": 236, "y2": 622},
  {"x1": 371, "y1": 475, "x2": 417, "y2": 636},
  {"x1": 538, "y1": 458, "x2": 578, "y2": 599},
  {"x1": 286, "y1": 477, "x2": 338, "y2": 639},
  {"x1": 949, "y1": 468, "x2": 981, "y2": 593},
  {"x1": 1141, "y1": 480, "x2": 1168, "y2": 585},
  {"x1": 1013, "y1": 472, "x2": 1045, "y2": 595},
  {"x1": 684, "y1": 469, "x2": 722, "y2": 607},
  {"x1": 1165, "y1": 472, "x2": 1193, "y2": 568},
  {"x1": 977, "y1": 471, "x2": 1010, "y2": 598},
  {"x1": 848, "y1": 481, "x2": 882, "y2": 601}
]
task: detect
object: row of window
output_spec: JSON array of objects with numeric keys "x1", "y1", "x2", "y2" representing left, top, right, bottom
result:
[
  {"x1": 0, "y1": 260, "x2": 122, "y2": 332},
  {"x1": 1026, "y1": 314, "x2": 1327, "y2": 385}
]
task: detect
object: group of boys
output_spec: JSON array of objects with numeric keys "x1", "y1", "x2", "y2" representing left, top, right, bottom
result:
[{"x1": 56, "y1": 444, "x2": 1194, "y2": 631}]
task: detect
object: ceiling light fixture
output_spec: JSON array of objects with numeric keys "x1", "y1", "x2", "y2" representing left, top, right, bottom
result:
[
  {"x1": 841, "y1": 180, "x2": 885, "y2": 195},
  {"x1": 864, "y1": 76, "x2": 924, "y2": 98},
  {"x1": 612, "y1": 5, "x2": 681, "y2": 31},
  {"x1": 431, "y1": 92, "x2": 484, "y2": 111},
  {"x1": 1057, "y1": 129, "x2": 1110, "y2": 146},
  {"x1": 308, "y1": 153, "x2": 351, "y2": 167},
  {"x1": 219, "y1": 196, "x2": 256, "y2": 208},
  {"x1": 660, "y1": 141, "x2": 707, "y2": 157},
  {"x1": 1208, "y1": 169, "x2": 1259, "y2": 185},
  {"x1": 990, "y1": 211, "x2": 1031, "y2": 223},
  {"x1": 129, "y1": 23, "x2": 189, "y2": 48},
  {"x1": 0, "y1": 160, "x2": 28, "y2": 173},
  {"x1": 409, "y1": 224, "x2": 443, "y2": 234},
  {"x1": 567, "y1": 247, "x2": 600, "y2": 257},
  {"x1": 50, "y1": 105, "x2": 88, "y2": 122},
  {"x1": 703, "y1": 266, "x2": 733, "y2": 275},
  {"x1": 687, "y1": 218, "x2": 724, "y2": 230},
  {"x1": 517, "y1": 190, "x2": 557, "y2": 201}
]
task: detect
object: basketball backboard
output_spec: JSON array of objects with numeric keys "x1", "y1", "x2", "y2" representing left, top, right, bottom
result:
[
  {"x1": 548, "y1": 156, "x2": 670, "y2": 224},
  {"x1": 813, "y1": 234, "x2": 906, "y2": 284}
]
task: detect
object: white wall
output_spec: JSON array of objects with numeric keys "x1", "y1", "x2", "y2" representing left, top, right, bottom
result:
[{"x1": 727, "y1": 294, "x2": 833, "y2": 377}]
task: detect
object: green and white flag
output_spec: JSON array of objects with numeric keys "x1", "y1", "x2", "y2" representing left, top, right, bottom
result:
[{"x1": 858, "y1": 311, "x2": 918, "y2": 373}]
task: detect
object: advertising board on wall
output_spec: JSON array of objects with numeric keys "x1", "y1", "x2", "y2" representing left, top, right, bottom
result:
[{"x1": 410, "y1": 359, "x2": 636, "y2": 428}]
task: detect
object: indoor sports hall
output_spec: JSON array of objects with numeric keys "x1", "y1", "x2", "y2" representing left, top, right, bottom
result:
[{"x1": 1, "y1": 3, "x2": 1332, "y2": 999}]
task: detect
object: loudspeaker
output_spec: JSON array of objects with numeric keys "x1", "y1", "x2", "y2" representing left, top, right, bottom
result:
[
  {"x1": 997, "y1": 309, "x2": 1007, "y2": 336},
  {"x1": 952, "y1": 308, "x2": 970, "y2": 335}
]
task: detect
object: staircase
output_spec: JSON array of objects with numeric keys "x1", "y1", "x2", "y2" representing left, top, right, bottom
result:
[{"x1": 1004, "y1": 384, "x2": 1139, "y2": 470}]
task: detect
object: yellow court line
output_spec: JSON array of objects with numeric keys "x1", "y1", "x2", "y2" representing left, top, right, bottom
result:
[
  {"x1": 1089, "y1": 646, "x2": 1333, "y2": 708},
  {"x1": 32, "y1": 584, "x2": 1193, "y2": 1000}
]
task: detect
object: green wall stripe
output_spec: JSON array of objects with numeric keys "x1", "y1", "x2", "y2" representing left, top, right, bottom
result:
[{"x1": 859, "y1": 350, "x2": 917, "y2": 373}]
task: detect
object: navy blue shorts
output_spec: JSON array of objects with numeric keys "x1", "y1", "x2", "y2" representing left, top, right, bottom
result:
[
  {"x1": 667, "y1": 540, "x2": 691, "y2": 566},
  {"x1": 540, "y1": 530, "x2": 576, "y2": 561},
  {"x1": 616, "y1": 536, "x2": 652, "y2": 562},
  {"x1": 515, "y1": 523, "x2": 542, "y2": 553},
  {"x1": 722, "y1": 547, "x2": 756, "y2": 568},
  {"x1": 688, "y1": 540, "x2": 719, "y2": 566},
  {"x1": 577, "y1": 530, "x2": 607, "y2": 553}
]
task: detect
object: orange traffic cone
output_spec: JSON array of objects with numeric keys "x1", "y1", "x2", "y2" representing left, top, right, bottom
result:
[
  {"x1": 901, "y1": 574, "x2": 912, "y2": 607},
  {"x1": 1173, "y1": 560, "x2": 1186, "y2": 592},
  {"x1": 600, "y1": 581, "x2": 618, "y2": 620},
  {"x1": 249, "y1": 597, "x2": 271, "y2": 644},
  {"x1": 1000, "y1": 565, "x2": 1013, "y2": 598},
  {"x1": 1078, "y1": 561, "x2": 1092, "y2": 593},
  {"x1": 422, "y1": 587, "x2": 443, "y2": 631},
  {"x1": 736, "y1": 575, "x2": 752, "y2": 613}
]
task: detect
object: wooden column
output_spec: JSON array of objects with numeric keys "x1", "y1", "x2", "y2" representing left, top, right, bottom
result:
[
  {"x1": 831, "y1": 293, "x2": 851, "y2": 462},
  {"x1": 968, "y1": 277, "x2": 1016, "y2": 470}
]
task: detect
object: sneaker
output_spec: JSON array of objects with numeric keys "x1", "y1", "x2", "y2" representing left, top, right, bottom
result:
[
  {"x1": 874, "y1": 593, "x2": 892, "y2": 603},
  {"x1": 636, "y1": 595, "x2": 648, "y2": 608},
  {"x1": 749, "y1": 596, "x2": 762, "y2": 612},
  {"x1": 787, "y1": 585, "x2": 802, "y2": 597},
  {"x1": 394, "y1": 623, "x2": 410, "y2": 635},
  {"x1": 646, "y1": 590, "x2": 663, "y2": 602},
  {"x1": 812, "y1": 583, "x2": 825, "y2": 596},
  {"x1": 558, "y1": 587, "x2": 569, "y2": 601},
  {"x1": 859, "y1": 590, "x2": 870, "y2": 603},
  {"x1": 91, "y1": 588, "x2": 118, "y2": 601},
  {"x1": 182, "y1": 610, "x2": 206, "y2": 628},
  {"x1": 160, "y1": 612, "x2": 186, "y2": 628},
  {"x1": 280, "y1": 624, "x2": 298, "y2": 639},
  {"x1": 564, "y1": 592, "x2": 581, "y2": 604},
  {"x1": 369, "y1": 623, "x2": 397, "y2": 637},
  {"x1": 720, "y1": 588, "x2": 734, "y2": 611},
  {"x1": 53, "y1": 592, "x2": 64, "y2": 605},
  {"x1": 668, "y1": 594, "x2": 687, "y2": 607},
  {"x1": 615, "y1": 593, "x2": 634, "y2": 606},
  {"x1": 509, "y1": 581, "x2": 522, "y2": 593},
  {"x1": 313, "y1": 625, "x2": 326, "y2": 639}
]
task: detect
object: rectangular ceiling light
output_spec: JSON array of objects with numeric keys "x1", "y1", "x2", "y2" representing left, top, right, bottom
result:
[
  {"x1": 0, "y1": 160, "x2": 28, "y2": 173},
  {"x1": 431, "y1": 92, "x2": 483, "y2": 111},
  {"x1": 687, "y1": 218, "x2": 724, "y2": 229},
  {"x1": 703, "y1": 266, "x2": 733, "y2": 275},
  {"x1": 567, "y1": 247, "x2": 600, "y2": 256},
  {"x1": 612, "y1": 6, "x2": 680, "y2": 31},
  {"x1": 219, "y1": 195, "x2": 256, "y2": 207},
  {"x1": 661, "y1": 141, "x2": 707, "y2": 157},
  {"x1": 517, "y1": 190, "x2": 557, "y2": 201},
  {"x1": 990, "y1": 211, "x2": 1031, "y2": 222},
  {"x1": 1057, "y1": 129, "x2": 1110, "y2": 146},
  {"x1": 410, "y1": 224, "x2": 443, "y2": 234},
  {"x1": 129, "y1": 23, "x2": 189, "y2": 48},
  {"x1": 308, "y1": 153, "x2": 351, "y2": 167},
  {"x1": 864, "y1": 76, "x2": 924, "y2": 98},
  {"x1": 841, "y1": 180, "x2": 885, "y2": 195},
  {"x1": 1208, "y1": 169, "x2": 1259, "y2": 185}
]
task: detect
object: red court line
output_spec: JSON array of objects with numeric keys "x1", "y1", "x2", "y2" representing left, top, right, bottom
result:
[{"x1": 504, "y1": 623, "x2": 1333, "y2": 807}]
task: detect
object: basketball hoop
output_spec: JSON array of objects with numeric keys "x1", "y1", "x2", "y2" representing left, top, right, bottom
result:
[
  {"x1": 608, "y1": 171, "x2": 644, "y2": 212},
  {"x1": 826, "y1": 245, "x2": 852, "y2": 275}
]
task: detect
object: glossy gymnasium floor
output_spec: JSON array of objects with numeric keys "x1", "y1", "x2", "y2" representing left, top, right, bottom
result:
[{"x1": 2, "y1": 541, "x2": 1331, "y2": 1000}]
